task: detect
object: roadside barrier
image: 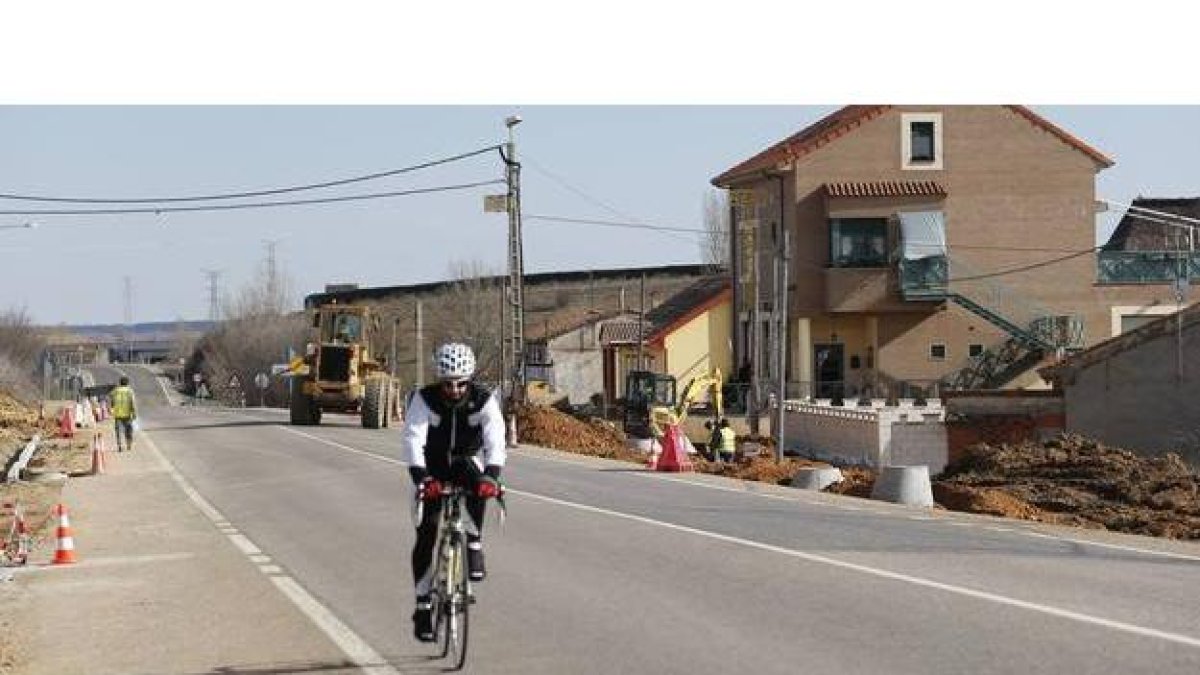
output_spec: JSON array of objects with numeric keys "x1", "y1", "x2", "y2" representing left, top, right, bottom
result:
[
  {"x1": 52, "y1": 503, "x2": 77, "y2": 565},
  {"x1": 90, "y1": 433, "x2": 107, "y2": 476},
  {"x1": 870, "y1": 465, "x2": 935, "y2": 507},
  {"x1": 11, "y1": 505, "x2": 29, "y2": 565},
  {"x1": 3, "y1": 501, "x2": 30, "y2": 566}
]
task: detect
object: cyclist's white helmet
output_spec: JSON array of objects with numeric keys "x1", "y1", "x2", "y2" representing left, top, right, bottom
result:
[{"x1": 434, "y1": 342, "x2": 476, "y2": 380}]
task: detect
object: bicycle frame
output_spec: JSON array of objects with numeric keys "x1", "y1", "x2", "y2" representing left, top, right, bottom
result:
[{"x1": 429, "y1": 485, "x2": 471, "y2": 669}]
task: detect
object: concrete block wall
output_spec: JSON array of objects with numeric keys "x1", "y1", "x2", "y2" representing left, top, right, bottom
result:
[{"x1": 783, "y1": 399, "x2": 948, "y2": 471}]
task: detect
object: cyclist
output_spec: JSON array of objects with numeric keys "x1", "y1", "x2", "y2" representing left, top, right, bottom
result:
[{"x1": 401, "y1": 342, "x2": 506, "y2": 643}]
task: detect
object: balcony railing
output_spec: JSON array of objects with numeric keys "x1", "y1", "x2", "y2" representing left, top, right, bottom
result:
[{"x1": 1097, "y1": 250, "x2": 1200, "y2": 284}]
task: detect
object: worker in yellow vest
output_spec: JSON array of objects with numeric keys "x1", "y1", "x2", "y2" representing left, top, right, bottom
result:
[
  {"x1": 110, "y1": 376, "x2": 138, "y2": 452},
  {"x1": 717, "y1": 418, "x2": 737, "y2": 463}
]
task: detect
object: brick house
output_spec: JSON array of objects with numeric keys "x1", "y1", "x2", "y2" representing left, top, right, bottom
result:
[{"x1": 711, "y1": 105, "x2": 1179, "y2": 400}]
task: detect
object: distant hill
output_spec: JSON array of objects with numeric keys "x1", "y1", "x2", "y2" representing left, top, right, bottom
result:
[{"x1": 41, "y1": 320, "x2": 216, "y2": 341}]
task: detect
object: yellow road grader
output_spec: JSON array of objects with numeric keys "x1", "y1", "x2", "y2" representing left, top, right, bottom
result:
[{"x1": 287, "y1": 302, "x2": 399, "y2": 428}]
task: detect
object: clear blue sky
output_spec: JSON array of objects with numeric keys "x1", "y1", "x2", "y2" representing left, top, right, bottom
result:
[
  {"x1": 2, "y1": 3, "x2": 1196, "y2": 325},
  {"x1": 1, "y1": 105, "x2": 1197, "y2": 325}
]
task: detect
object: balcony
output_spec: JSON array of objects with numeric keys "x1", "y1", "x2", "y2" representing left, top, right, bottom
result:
[
  {"x1": 898, "y1": 255, "x2": 948, "y2": 300},
  {"x1": 1097, "y1": 250, "x2": 1200, "y2": 284}
]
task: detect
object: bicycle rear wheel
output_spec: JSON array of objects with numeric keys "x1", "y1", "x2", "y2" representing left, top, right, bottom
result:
[{"x1": 445, "y1": 536, "x2": 470, "y2": 670}]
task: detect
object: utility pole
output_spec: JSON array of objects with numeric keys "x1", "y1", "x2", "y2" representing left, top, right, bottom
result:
[
  {"x1": 503, "y1": 114, "x2": 525, "y2": 447},
  {"x1": 263, "y1": 238, "x2": 283, "y2": 313},
  {"x1": 202, "y1": 269, "x2": 222, "y2": 321},
  {"x1": 775, "y1": 228, "x2": 790, "y2": 463},
  {"x1": 390, "y1": 316, "x2": 398, "y2": 381},
  {"x1": 499, "y1": 283, "x2": 507, "y2": 396},
  {"x1": 638, "y1": 272, "x2": 646, "y2": 370},
  {"x1": 415, "y1": 300, "x2": 424, "y2": 386},
  {"x1": 123, "y1": 276, "x2": 134, "y2": 364}
]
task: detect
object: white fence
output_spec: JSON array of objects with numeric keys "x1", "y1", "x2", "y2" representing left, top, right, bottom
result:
[{"x1": 780, "y1": 400, "x2": 948, "y2": 473}]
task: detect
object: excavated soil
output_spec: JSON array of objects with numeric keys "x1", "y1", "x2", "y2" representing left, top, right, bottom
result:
[
  {"x1": 825, "y1": 435, "x2": 1200, "y2": 539},
  {"x1": 516, "y1": 404, "x2": 647, "y2": 463},
  {"x1": 517, "y1": 405, "x2": 1200, "y2": 540},
  {"x1": 934, "y1": 435, "x2": 1200, "y2": 538}
]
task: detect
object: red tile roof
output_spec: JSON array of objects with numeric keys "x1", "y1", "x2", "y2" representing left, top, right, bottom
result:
[
  {"x1": 599, "y1": 320, "x2": 648, "y2": 345},
  {"x1": 825, "y1": 180, "x2": 947, "y2": 198},
  {"x1": 711, "y1": 105, "x2": 1113, "y2": 186}
]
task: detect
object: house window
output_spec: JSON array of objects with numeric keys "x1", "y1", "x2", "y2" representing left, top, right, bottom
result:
[
  {"x1": 911, "y1": 122, "x2": 935, "y2": 162},
  {"x1": 968, "y1": 343, "x2": 984, "y2": 358},
  {"x1": 901, "y1": 113, "x2": 943, "y2": 170},
  {"x1": 929, "y1": 343, "x2": 947, "y2": 361},
  {"x1": 829, "y1": 218, "x2": 889, "y2": 268}
]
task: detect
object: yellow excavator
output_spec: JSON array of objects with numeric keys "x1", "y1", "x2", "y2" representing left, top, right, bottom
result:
[{"x1": 624, "y1": 368, "x2": 723, "y2": 447}]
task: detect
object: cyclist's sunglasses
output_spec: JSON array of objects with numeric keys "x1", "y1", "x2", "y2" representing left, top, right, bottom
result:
[{"x1": 441, "y1": 379, "x2": 469, "y2": 391}]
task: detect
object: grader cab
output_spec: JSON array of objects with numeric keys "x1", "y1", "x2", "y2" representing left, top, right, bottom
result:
[{"x1": 288, "y1": 303, "x2": 399, "y2": 428}]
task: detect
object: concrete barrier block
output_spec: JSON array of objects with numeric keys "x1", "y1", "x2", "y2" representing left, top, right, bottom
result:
[
  {"x1": 870, "y1": 465, "x2": 934, "y2": 506},
  {"x1": 790, "y1": 467, "x2": 844, "y2": 490}
]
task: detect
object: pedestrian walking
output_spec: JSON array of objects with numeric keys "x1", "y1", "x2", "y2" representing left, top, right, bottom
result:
[{"x1": 110, "y1": 376, "x2": 138, "y2": 452}]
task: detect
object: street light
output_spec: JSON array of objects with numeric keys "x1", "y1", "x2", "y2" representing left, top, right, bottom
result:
[{"x1": 1, "y1": 222, "x2": 36, "y2": 231}]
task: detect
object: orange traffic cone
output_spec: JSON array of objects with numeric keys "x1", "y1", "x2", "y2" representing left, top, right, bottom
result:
[
  {"x1": 52, "y1": 504, "x2": 77, "y2": 565},
  {"x1": 90, "y1": 433, "x2": 106, "y2": 476},
  {"x1": 58, "y1": 407, "x2": 75, "y2": 439}
]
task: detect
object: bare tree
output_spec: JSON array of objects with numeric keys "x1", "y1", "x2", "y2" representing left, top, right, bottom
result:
[
  {"x1": 701, "y1": 188, "x2": 730, "y2": 269},
  {"x1": 0, "y1": 307, "x2": 47, "y2": 400},
  {"x1": 189, "y1": 251, "x2": 306, "y2": 406},
  {"x1": 427, "y1": 260, "x2": 506, "y2": 385}
]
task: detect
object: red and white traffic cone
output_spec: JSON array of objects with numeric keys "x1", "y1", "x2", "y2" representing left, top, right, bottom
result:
[
  {"x1": 58, "y1": 407, "x2": 75, "y2": 439},
  {"x1": 52, "y1": 504, "x2": 77, "y2": 565},
  {"x1": 90, "y1": 433, "x2": 106, "y2": 476}
]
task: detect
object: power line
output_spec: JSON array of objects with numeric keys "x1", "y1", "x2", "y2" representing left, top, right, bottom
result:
[
  {"x1": 0, "y1": 145, "x2": 504, "y2": 204},
  {"x1": 525, "y1": 214, "x2": 706, "y2": 234},
  {"x1": 0, "y1": 179, "x2": 505, "y2": 217},
  {"x1": 948, "y1": 246, "x2": 1101, "y2": 283}
]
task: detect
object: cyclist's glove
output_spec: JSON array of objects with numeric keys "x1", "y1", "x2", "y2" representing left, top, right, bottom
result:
[
  {"x1": 476, "y1": 475, "x2": 503, "y2": 499},
  {"x1": 418, "y1": 477, "x2": 444, "y2": 502}
]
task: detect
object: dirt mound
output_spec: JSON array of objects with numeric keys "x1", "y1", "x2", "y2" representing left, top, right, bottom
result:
[
  {"x1": 698, "y1": 455, "x2": 829, "y2": 486},
  {"x1": 0, "y1": 391, "x2": 47, "y2": 446},
  {"x1": 937, "y1": 434, "x2": 1200, "y2": 538},
  {"x1": 516, "y1": 405, "x2": 645, "y2": 462},
  {"x1": 822, "y1": 467, "x2": 877, "y2": 498}
]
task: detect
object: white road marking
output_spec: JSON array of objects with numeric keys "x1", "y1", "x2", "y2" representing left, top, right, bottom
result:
[
  {"x1": 270, "y1": 576, "x2": 400, "y2": 675},
  {"x1": 509, "y1": 487, "x2": 1200, "y2": 649},
  {"x1": 277, "y1": 426, "x2": 406, "y2": 465},
  {"x1": 140, "y1": 429, "x2": 401, "y2": 675}
]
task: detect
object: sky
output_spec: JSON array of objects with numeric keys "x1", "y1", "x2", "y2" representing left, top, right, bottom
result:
[{"x1": 1, "y1": 3, "x2": 1197, "y2": 326}]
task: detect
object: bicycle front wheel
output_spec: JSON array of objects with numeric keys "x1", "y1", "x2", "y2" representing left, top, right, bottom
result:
[{"x1": 444, "y1": 536, "x2": 470, "y2": 670}]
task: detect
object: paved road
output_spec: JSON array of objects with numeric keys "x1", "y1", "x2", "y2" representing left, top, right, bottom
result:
[{"x1": 93, "y1": 365, "x2": 1200, "y2": 674}]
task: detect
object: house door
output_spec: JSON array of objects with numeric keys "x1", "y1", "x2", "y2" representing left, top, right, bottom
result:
[
  {"x1": 813, "y1": 343, "x2": 844, "y2": 399},
  {"x1": 602, "y1": 348, "x2": 615, "y2": 405}
]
